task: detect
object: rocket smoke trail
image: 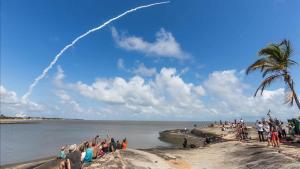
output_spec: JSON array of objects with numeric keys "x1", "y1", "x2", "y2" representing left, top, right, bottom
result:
[{"x1": 22, "y1": 1, "x2": 170, "y2": 100}]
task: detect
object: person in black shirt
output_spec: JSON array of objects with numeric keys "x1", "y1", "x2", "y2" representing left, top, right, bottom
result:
[
  {"x1": 109, "y1": 138, "x2": 117, "y2": 152},
  {"x1": 66, "y1": 144, "x2": 81, "y2": 169},
  {"x1": 183, "y1": 138, "x2": 187, "y2": 148}
]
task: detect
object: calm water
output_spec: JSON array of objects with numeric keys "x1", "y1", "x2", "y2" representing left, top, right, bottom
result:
[{"x1": 0, "y1": 120, "x2": 209, "y2": 165}]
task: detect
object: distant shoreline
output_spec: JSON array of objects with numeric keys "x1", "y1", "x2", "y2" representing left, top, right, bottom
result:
[
  {"x1": 0, "y1": 118, "x2": 82, "y2": 124},
  {"x1": 0, "y1": 119, "x2": 42, "y2": 124}
]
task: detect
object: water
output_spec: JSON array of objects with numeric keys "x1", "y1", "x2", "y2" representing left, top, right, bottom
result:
[{"x1": 0, "y1": 120, "x2": 209, "y2": 165}]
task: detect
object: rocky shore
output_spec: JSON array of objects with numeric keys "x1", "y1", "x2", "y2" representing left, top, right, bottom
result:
[{"x1": 2, "y1": 126, "x2": 300, "y2": 169}]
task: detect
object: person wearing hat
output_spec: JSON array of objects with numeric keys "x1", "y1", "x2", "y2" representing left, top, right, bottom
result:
[{"x1": 66, "y1": 144, "x2": 81, "y2": 169}]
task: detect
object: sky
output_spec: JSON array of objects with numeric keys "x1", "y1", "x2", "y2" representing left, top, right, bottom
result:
[{"x1": 1, "y1": 0, "x2": 300, "y2": 121}]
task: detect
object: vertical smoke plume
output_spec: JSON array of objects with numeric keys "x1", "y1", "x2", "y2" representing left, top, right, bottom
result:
[{"x1": 22, "y1": 1, "x2": 170, "y2": 100}]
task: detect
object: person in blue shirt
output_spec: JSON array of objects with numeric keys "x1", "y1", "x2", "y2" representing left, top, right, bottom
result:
[
  {"x1": 57, "y1": 146, "x2": 66, "y2": 159},
  {"x1": 83, "y1": 143, "x2": 93, "y2": 163}
]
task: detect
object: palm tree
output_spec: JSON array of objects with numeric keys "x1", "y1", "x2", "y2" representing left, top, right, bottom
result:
[{"x1": 246, "y1": 39, "x2": 300, "y2": 110}]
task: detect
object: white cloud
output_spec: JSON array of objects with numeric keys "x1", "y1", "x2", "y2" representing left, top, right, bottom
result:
[
  {"x1": 53, "y1": 65, "x2": 65, "y2": 87},
  {"x1": 117, "y1": 58, "x2": 125, "y2": 70},
  {"x1": 132, "y1": 63, "x2": 157, "y2": 77},
  {"x1": 112, "y1": 27, "x2": 188, "y2": 59},
  {"x1": 203, "y1": 70, "x2": 298, "y2": 119},
  {"x1": 52, "y1": 66, "x2": 102, "y2": 116},
  {"x1": 15, "y1": 112, "x2": 28, "y2": 118},
  {"x1": 72, "y1": 67, "x2": 206, "y2": 116},
  {"x1": 54, "y1": 90, "x2": 84, "y2": 114},
  {"x1": 116, "y1": 59, "x2": 157, "y2": 77},
  {"x1": 3, "y1": 65, "x2": 295, "y2": 120},
  {"x1": 0, "y1": 85, "x2": 44, "y2": 115}
]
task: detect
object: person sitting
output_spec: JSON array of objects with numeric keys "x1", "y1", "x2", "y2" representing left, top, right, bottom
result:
[
  {"x1": 93, "y1": 135, "x2": 100, "y2": 145},
  {"x1": 66, "y1": 144, "x2": 81, "y2": 169},
  {"x1": 116, "y1": 140, "x2": 122, "y2": 149},
  {"x1": 205, "y1": 136, "x2": 211, "y2": 144},
  {"x1": 109, "y1": 138, "x2": 117, "y2": 152},
  {"x1": 92, "y1": 142, "x2": 99, "y2": 159},
  {"x1": 101, "y1": 139, "x2": 109, "y2": 153},
  {"x1": 221, "y1": 124, "x2": 226, "y2": 131},
  {"x1": 57, "y1": 146, "x2": 66, "y2": 159},
  {"x1": 122, "y1": 138, "x2": 127, "y2": 150},
  {"x1": 79, "y1": 146, "x2": 86, "y2": 163},
  {"x1": 83, "y1": 143, "x2": 93, "y2": 163}
]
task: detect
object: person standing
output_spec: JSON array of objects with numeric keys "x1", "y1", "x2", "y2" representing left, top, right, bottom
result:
[
  {"x1": 271, "y1": 127, "x2": 280, "y2": 147},
  {"x1": 183, "y1": 138, "x2": 187, "y2": 148},
  {"x1": 256, "y1": 121, "x2": 264, "y2": 142},
  {"x1": 263, "y1": 121, "x2": 271, "y2": 146}
]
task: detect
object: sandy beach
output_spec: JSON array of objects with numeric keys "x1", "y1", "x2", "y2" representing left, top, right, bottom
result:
[{"x1": 2, "y1": 125, "x2": 299, "y2": 169}]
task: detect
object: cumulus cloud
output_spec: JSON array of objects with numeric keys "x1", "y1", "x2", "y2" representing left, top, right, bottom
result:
[
  {"x1": 52, "y1": 66, "x2": 103, "y2": 117},
  {"x1": 112, "y1": 27, "x2": 188, "y2": 59},
  {"x1": 116, "y1": 58, "x2": 157, "y2": 77},
  {"x1": 203, "y1": 70, "x2": 298, "y2": 119},
  {"x1": 4, "y1": 65, "x2": 295, "y2": 120},
  {"x1": 132, "y1": 63, "x2": 157, "y2": 77},
  {"x1": 73, "y1": 67, "x2": 206, "y2": 116},
  {"x1": 58, "y1": 67, "x2": 296, "y2": 120},
  {"x1": 54, "y1": 90, "x2": 84, "y2": 114},
  {"x1": 0, "y1": 85, "x2": 44, "y2": 115}
]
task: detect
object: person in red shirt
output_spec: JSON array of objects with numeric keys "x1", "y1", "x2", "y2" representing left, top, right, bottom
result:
[
  {"x1": 271, "y1": 127, "x2": 280, "y2": 147},
  {"x1": 122, "y1": 138, "x2": 127, "y2": 150}
]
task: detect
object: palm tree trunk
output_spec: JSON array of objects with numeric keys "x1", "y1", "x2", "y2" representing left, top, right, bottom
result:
[{"x1": 287, "y1": 80, "x2": 300, "y2": 110}]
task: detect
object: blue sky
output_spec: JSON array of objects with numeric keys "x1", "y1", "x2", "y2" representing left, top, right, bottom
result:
[{"x1": 1, "y1": 0, "x2": 299, "y2": 121}]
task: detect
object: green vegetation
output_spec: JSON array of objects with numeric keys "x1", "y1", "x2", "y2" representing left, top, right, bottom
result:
[{"x1": 246, "y1": 39, "x2": 300, "y2": 110}]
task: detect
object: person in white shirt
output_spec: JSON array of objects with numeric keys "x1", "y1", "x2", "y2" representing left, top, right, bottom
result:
[
  {"x1": 263, "y1": 121, "x2": 271, "y2": 146},
  {"x1": 256, "y1": 121, "x2": 264, "y2": 142}
]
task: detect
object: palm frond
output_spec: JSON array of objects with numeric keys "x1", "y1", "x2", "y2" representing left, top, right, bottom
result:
[
  {"x1": 259, "y1": 45, "x2": 282, "y2": 61},
  {"x1": 287, "y1": 59, "x2": 298, "y2": 66},
  {"x1": 280, "y1": 39, "x2": 292, "y2": 59},
  {"x1": 285, "y1": 91, "x2": 295, "y2": 106},
  {"x1": 246, "y1": 58, "x2": 275, "y2": 75},
  {"x1": 254, "y1": 74, "x2": 283, "y2": 96},
  {"x1": 262, "y1": 67, "x2": 282, "y2": 77}
]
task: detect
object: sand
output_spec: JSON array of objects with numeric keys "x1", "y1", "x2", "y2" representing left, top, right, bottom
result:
[
  {"x1": 147, "y1": 141, "x2": 300, "y2": 169},
  {"x1": 2, "y1": 126, "x2": 300, "y2": 169}
]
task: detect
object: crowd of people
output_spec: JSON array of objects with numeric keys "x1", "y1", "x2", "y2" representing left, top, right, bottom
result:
[
  {"x1": 57, "y1": 135, "x2": 128, "y2": 169},
  {"x1": 217, "y1": 119, "x2": 250, "y2": 141},
  {"x1": 255, "y1": 115, "x2": 288, "y2": 148}
]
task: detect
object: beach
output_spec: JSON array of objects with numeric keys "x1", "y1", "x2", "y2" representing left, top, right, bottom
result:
[{"x1": 2, "y1": 124, "x2": 300, "y2": 169}]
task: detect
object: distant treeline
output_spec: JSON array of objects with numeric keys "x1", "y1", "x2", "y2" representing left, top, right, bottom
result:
[{"x1": 0, "y1": 114, "x2": 76, "y2": 120}]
